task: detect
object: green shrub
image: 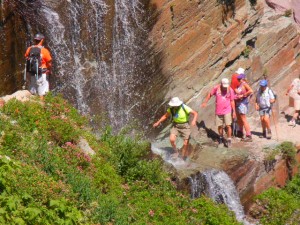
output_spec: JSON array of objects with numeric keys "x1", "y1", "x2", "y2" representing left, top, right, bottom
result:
[
  {"x1": 276, "y1": 141, "x2": 297, "y2": 165},
  {"x1": 0, "y1": 96, "x2": 243, "y2": 224}
]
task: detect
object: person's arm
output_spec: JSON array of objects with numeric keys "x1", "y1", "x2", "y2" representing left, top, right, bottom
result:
[
  {"x1": 286, "y1": 84, "x2": 293, "y2": 95},
  {"x1": 243, "y1": 83, "x2": 253, "y2": 97},
  {"x1": 201, "y1": 92, "x2": 212, "y2": 108},
  {"x1": 189, "y1": 110, "x2": 198, "y2": 126},
  {"x1": 230, "y1": 100, "x2": 236, "y2": 119},
  {"x1": 24, "y1": 47, "x2": 30, "y2": 58},
  {"x1": 153, "y1": 112, "x2": 170, "y2": 128}
]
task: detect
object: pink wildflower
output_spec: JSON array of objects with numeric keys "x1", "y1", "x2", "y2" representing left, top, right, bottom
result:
[{"x1": 148, "y1": 209, "x2": 155, "y2": 217}]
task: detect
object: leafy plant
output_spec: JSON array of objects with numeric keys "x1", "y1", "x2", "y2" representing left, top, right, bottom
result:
[{"x1": 284, "y1": 9, "x2": 292, "y2": 17}]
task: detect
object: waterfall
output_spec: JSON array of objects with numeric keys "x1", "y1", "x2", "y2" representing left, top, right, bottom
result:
[
  {"x1": 15, "y1": 0, "x2": 154, "y2": 131},
  {"x1": 190, "y1": 169, "x2": 252, "y2": 225},
  {"x1": 41, "y1": 0, "x2": 109, "y2": 115}
]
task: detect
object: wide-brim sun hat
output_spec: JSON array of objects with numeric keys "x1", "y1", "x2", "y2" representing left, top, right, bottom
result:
[
  {"x1": 168, "y1": 97, "x2": 183, "y2": 107},
  {"x1": 221, "y1": 78, "x2": 230, "y2": 88},
  {"x1": 237, "y1": 73, "x2": 246, "y2": 80},
  {"x1": 260, "y1": 79, "x2": 268, "y2": 87},
  {"x1": 235, "y1": 67, "x2": 245, "y2": 75}
]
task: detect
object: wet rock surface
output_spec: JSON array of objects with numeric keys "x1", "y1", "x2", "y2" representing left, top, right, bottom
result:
[{"x1": 152, "y1": 105, "x2": 300, "y2": 214}]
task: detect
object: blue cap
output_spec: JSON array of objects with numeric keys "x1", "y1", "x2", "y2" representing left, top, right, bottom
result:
[
  {"x1": 260, "y1": 79, "x2": 268, "y2": 87},
  {"x1": 237, "y1": 73, "x2": 246, "y2": 79}
]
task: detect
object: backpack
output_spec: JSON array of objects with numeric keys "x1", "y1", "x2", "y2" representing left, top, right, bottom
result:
[
  {"x1": 170, "y1": 104, "x2": 188, "y2": 120},
  {"x1": 26, "y1": 46, "x2": 42, "y2": 75},
  {"x1": 268, "y1": 88, "x2": 277, "y2": 102}
]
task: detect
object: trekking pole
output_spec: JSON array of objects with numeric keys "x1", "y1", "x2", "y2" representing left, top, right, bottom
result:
[
  {"x1": 270, "y1": 106, "x2": 279, "y2": 141},
  {"x1": 35, "y1": 62, "x2": 39, "y2": 81},
  {"x1": 22, "y1": 62, "x2": 27, "y2": 90}
]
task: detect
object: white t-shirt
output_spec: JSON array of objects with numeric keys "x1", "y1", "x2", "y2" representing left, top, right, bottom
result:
[
  {"x1": 256, "y1": 87, "x2": 275, "y2": 109},
  {"x1": 290, "y1": 78, "x2": 300, "y2": 100}
]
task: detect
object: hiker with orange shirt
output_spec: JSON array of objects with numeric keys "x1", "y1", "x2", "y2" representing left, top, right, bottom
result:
[{"x1": 25, "y1": 33, "x2": 52, "y2": 100}]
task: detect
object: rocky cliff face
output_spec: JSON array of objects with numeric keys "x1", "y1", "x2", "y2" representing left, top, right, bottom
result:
[
  {"x1": 0, "y1": 1, "x2": 299, "y2": 129},
  {"x1": 148, "y1": 0, "x2": 300, "y2": 123}
]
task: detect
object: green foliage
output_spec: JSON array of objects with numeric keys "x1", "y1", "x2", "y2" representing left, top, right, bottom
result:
[
  {"x1": 0, "y1": 95, "x2": 242, "y2": 224},
  {"x1": 242, "y1": 45, "x2": 252, "y2": 58},
  {"x1": 276, "y1": 141, "x2": 297, "y2": 164},
  {"x1": 0, "y1": 154, "x2": 84, "y2": 224},
  {"x1": 284, "y1": 9, "x2": 292, "y2": 17},
  {"x1": 256, "y1": 175, "x2": 300, "y2": 225}
]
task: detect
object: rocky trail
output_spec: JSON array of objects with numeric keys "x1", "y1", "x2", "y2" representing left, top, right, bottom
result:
[{"x1": 151, "y1": 102, "x2": 300, "y2": 178}]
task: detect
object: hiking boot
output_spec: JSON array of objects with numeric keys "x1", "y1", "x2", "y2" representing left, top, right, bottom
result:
[
  {"x1": 241, "y1": 135, "x2": 253, "y2": 142},
  {"x1": 225, "y1": 138, "x2": 232, "y2": 148},
  {"x1": 218, "y1": 136, "x2": 224, "y2": 145},
  {"x1": 288, "y1": 120, "x2": 296, "y2": 127},
  {"x1": 259, "y1": 130, "x2": 266, "y2": 138},
  {"x1": 266, "y1": 129, "x2": 272, "y2": 139},
  {"x1": 170, "y1": 152, "x2": 179, "y2": 159},
  {"x1": 236, "y1": 131, "x2": 243, "y2": 138}
]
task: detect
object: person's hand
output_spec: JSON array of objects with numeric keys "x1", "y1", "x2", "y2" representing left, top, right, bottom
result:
[
  {"x1": 255, "y1": 104, "x2": 259, "y2": 111},
  {"x1": 232, "y1": 112, "x2": 236, "y2": 119},
  {"x1": 191, "y1": 120, "x2": 196, "y2": 126},
  {"x1": 201, "y1": 102, "x2": 207, "y2": 108},
  {"x1": 153, "y1": 122, "x2": 160, "y2": 128}
]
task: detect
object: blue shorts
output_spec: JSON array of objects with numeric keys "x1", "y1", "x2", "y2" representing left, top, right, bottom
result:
[
  {"x1": 236, "y1": 103, "x2": 248, "y2": 115},
  {"x1": 259, "y1": 107, "x2": 271, "y2": 116}
]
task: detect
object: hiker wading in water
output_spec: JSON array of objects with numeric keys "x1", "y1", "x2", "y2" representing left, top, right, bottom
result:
[
  {"x1": 201, "y1": 78, "x2": 236, "y2": 148},
  {"x1": 153, "y1": 97, "x2": 198, "y2": 160},
  {"x1": 25, "y1": 33, "x2": 52, "y2": 100}
]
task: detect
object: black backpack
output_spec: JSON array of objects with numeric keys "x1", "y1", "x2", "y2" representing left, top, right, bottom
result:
[{"x1": 26, "y1": 46, "x2": 42, "y2": 75}]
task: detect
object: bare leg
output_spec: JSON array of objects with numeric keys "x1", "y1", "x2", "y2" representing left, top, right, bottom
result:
[
  {"x1": 292, "y1": 110, "x2": 299, "y2": 120},
  {"x1": 240, "y1": 114, "x2": 251, "y2": 136},
  {"x1": 236, "y1": 113, "x2": 244, "y2": 132},
  {"x1": 218, "y1": 126, "x2": 224, "y2": 137},
  {"x1": 263, "y1": 115, "x2": 271, "y2": 130},
  {"x1": 260, "y1": 116, "x2": 266, "y2": 130},
  {"x1": 182, "y1": 139, "x2": 189, "y2": 159},
  {"x1": 170, "y1": 134, "x2": 178, "y2": 156},
  {"x1": 226, "y1": 125, "x2": 232, "y2": 139}
]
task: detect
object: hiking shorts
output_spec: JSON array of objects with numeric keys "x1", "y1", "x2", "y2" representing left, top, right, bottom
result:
[
  {"x1": 170, "y1": 122, "x2": 191, "y2": 140},
  {"x1": 236, "y1": 103, "x2": 248, "y2": 115},
  {"x1": 30, "y1": 73, "x2": 49, "y2": 96},
  {"x1": 294, "y1": 99, "x2": 300, "y2": 110},
  {"x1": 259, "y1": 107, "x2": 271, "y2": 116},
  {"x1": 216, "y1": 113, "x2": 232, "y2": 127}
]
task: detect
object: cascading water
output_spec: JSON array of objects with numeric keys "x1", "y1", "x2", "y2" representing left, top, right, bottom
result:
[
  {"x1": 7, "y1": 0, "x2": 158, "y2": 131},
  {"x1": 189, "y1": 169, "x2": 252, "y2": 225}
]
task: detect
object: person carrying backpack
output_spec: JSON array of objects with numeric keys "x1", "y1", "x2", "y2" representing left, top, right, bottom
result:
[
  {"x1": 201, "y1": 78, "x2": 236, "y2": 148},
  {"x1": 255, "y1": 79, "x2": 275, "y2": 139},
  {"x1": 153, "y1": 97, "x2": 198, "y2": 160},
  {"x1": 25, "y1": 33, "x2": 52, "y2": 100}
]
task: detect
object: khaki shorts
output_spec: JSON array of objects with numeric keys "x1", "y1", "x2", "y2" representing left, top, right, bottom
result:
[
  {"x1": 170, "y1": 123, "x2": 191, "y2": 140},
  {"x1": 216, "y1": 113, "x2": 232, "y2": 127}
]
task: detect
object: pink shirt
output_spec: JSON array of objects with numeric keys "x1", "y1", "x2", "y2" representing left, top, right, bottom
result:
[{"x1": 210, "y1": 85, "x2": 235, "y2": 115}]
